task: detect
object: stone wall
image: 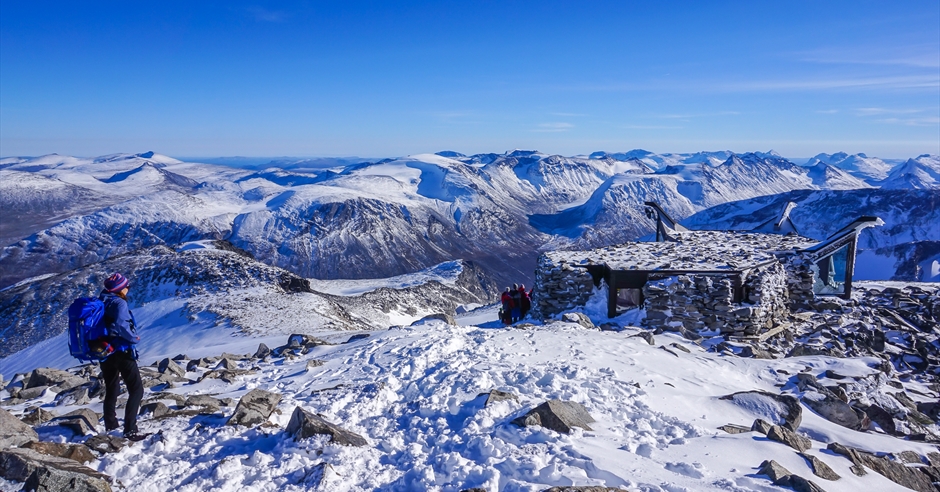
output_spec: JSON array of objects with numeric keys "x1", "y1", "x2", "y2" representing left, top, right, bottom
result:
[
  {"x1": 530, "y1": 254, "x2": 595, "y2": 319},
  {"x1": 779, "y1": 252, "x2": 817, "y2": 306},
  {"x1": 642, "y1": 262, "x2": 790, "y2": 336}
]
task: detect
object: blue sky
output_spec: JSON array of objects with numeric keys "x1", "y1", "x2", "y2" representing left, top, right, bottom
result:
[{"x1": 1, "y1": 1, "x2": 938, "y2": 158}]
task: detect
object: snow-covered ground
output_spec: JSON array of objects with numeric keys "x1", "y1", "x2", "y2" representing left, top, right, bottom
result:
[{"x1": 2, "y1": 287, "x2": 934, "y2": 491}]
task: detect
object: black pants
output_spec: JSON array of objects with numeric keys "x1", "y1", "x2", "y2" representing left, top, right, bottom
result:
[{"x1": 101, "y1": 350, "x2": 143, "y2": 434}]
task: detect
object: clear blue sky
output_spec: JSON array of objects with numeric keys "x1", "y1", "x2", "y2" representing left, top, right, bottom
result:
[{"x1": 2, "y1": 1, "x2": 938, "y2": 158}]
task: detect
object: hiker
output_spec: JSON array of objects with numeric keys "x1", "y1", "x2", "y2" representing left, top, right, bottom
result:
[
  {"x1": 98, "y1": 273, "x2": 147, "y2": 441},
  {"x1": 519, "y1": 284, "x2": 531, "y2": 319},
  {"x1": 510, "y1": 283, "x2": 523, "y2": 323},
  {"x1": 500, "y1": 287, "x2": 513, "y2": 325}
]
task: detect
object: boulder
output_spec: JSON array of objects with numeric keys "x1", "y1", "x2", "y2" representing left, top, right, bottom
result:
[
  {"x1": 799, "y1": 452, "x2": 841, "y2": 481},
  {"x1": 139, "y1": 402, "x2": 170, "y2": 418},
  {"x1": 185, "y1": 395, "x2": 222, "y2": 412},
  {"x1": 561, "y1": 312, "x2": 595, "y2": 329},
  {"x1": 27, "y1": 368, "x2": 86, "y2": 392},
  {"x1": 511, "y1": 400, "x2": 595, "y2": 434},
  {"x1": 55, "y1": 386, "x2": 91, "y2": 406},
  {"x1": 287, "y1": 334, "x2": 330, "y2": 350},
  {"x1": 0, "y1": 407, "x2": 38, "y2": 448},
  {"x1": 83, "y1": 435, "x2": 127, "y2": 455},
  {"x1": 50, "y1": 409, "x2": 100, "y2": 436},
  {"x1": 766, "y1": 425, "x2": 811, "y2": 452},
  {"x1": 718, "y1": 424, "x2": 751, "y2": 434},
  {"x1": 0, "y1": 448, "x2": 112, "y2": 492},
  {"x1": 286, "y1": 407, "x2": 368, "y2": 446},
  {"x1": 18, "y1": 385, "x2": 49, "y2": 400},
  {"x1": 751, "y1": 418, "x2": 773, "y2": 435},
  {"x1": 758, "y1": 459, "x2": 792, "y2": 482},
  {"x1": 306, "y1": 360, "x2": 326, "y2": 371},
  {"x1": 631, "y1": 331, "x2": 655, "y2": 345},
  {"x1": 757, "y1": 460, "x2": 826, "y2": 492},
  {"x1": 226, "y1": 389, "x2": 281, "y2": 427},
  {"x1": 21, "y1": 408, "x2": 56, "y2": 426},
  {"x1": 720, "y1": 391, "x2": 802, "y2": 430},
  {"x1": 480, "y1": 390, "x2": 518, "y2": 407},
  {"x1": 253, "y1": 343, "x2": 272, "y2": 359},
  {"x1": 802, "y1": 392, "x2": 861, "y2": 430},
  {"x1": 157, "y1": 358, "x2": 186, "y2": 377},
  {"x1": 186, "y1": 358, "x2": 209, "y2": 372},
  {"x1": 23, "y1": 442, "x2": 96, "y2": 464}
]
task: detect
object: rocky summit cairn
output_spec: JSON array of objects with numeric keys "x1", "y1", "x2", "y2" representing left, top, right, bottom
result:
[
  {"x1": 226, "y1": 389, "x2": 281, "y2": 427},
  {"x1": 512, "y1": 400, "x2": 595, "y2": 434},
  {"x1": 286, "y1": 407, "x2": 368, "y2": 446}
]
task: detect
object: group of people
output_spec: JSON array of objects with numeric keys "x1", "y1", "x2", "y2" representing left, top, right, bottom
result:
[{"x1": 500, "y1": 283, "x2": 532, "y2": 324}]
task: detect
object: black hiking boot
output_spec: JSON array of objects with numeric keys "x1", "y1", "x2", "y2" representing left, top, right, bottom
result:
[{"x1": 124, "y1": 430, "x2": 152, "y2": 442}]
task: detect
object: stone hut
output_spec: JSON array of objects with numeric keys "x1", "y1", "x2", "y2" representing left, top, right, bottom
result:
[{"x1": 531, "y1": 212, "x2": 883, "y2": 337}]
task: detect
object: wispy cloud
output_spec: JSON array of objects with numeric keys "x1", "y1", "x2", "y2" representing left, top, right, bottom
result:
[
  {"x1": 247, "y1": 7, "x2": 287, "y2": 22},
  {"x1": 655, "y1": 111, "x2": 739, "y2": 120},
  {"x1": 796, "y1": 45, "x2": 940, "y2": 69},
  {"x1": 533, "y1": 122, "x2": 573, "y2": 133},
  {"x1": 720, "y1": 75, "x2": 939, "y2": 92},
  {"x1": 816, "y1": 109, "x2": 839, "y2": 114},
  {"x1": 855, "y1": 107, "x2": 923, "y2": 116},
  {"x1": 623, "y1": 125, "x2": 683, "y2": 130},
  {"x1": 879, "y1": 117, "x2": 940, "y2": 126}
]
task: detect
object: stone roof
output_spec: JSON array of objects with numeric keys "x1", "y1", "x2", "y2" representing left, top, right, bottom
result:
[{"x1": 547, "y1": 231, "x2": 818, "y2": 272}]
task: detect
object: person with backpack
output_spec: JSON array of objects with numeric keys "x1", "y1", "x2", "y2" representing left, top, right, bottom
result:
[
  {"x1": 518, "y1": 284, "x2": 531, "y2": 319},
  {"x1": 500, "y1": 287, "x2": 513, "y2": 325},
  {"x1": 98, "y1": 273, "x2": 147, "y2": 441},
  {"x1": 510, "y1": 283, "x2": 523, "y2": 323}
]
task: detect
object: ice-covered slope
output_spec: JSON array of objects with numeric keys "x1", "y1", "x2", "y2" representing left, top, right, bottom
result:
[
  {"x1": 880, "y1": 154, "x2": 940, "y2": 190},
  {"x1": 0, "y1": 242, "x2": 495, "y2": 362}
]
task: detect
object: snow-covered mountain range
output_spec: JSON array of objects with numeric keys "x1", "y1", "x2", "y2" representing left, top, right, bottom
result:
[{"x1": 2, "y1": 149, "x2": 935, "y2": 292}]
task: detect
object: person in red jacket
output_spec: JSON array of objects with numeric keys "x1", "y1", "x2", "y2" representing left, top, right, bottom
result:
[
  {"x1": 500, "y1": 287, "x2": 513, "y2": 325},
  {"x1": 519, "y1": 284, "x2": 531, "y2": 319}
]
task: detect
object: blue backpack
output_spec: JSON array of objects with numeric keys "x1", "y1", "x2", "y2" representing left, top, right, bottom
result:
[{"x1": 67, "y1": 297, "x2": 114, "y2": 362}]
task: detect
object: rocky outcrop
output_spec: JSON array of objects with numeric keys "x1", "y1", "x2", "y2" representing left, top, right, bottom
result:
[
  {"x1": 720, "y1": 391, "x2": 802, "y2": 430},
  {"x1": 828, "y1": 442, "x2": 936, "y2": 492},
  {"x1": 0, "y1": 448, "x2": 112, "y2": 492},
  {"x1": 0, "y1": 407, "x2": 38, "y2": 448}
]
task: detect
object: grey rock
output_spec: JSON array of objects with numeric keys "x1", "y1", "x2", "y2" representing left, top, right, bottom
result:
[
  {"x1": 480, "y1": 390, "x2": 518, "y2": 407},
  {"x1": 781, "y1": 474, "x2": 827, "y2": 492},
  {"x1": 0, "y1": 448, "x2": 112, "y2": 492},
  {"x1": 51, "y1": 409, "x2": 100, "y2": 436},
  {"x1": 20, "y1": 408, "x2": 56, "y2": 426},
  {"x1": 561, "y1": 312, "x2": 595, "y2": 329},
  {"x1": 82, "y1": 434, "x2": 128, "y2": 455},
  {"x1": 0, "y1": 407, "x2": 39, "y2": 448},
  {"x1": 511, "y1": 400, "x2": 595, "y2": 434},
  {"x1": 216, "y1": 357, "x2": 238, "y2": 370},
  {"x1": 157, "y1": 358, "x2": 186, "y2": 377},
  {"x1": 802, "y1": 393, "x2": 861, "y2": 430},
  {"x1": 226, "y1": 389, "x2": 282, "y2": 427},
  {"x1": 720, "y1": 390, "x2": 802, "y2": 430},
  {"x1": 22, "y1": 441, "x2": 96, "y2": 464},
  {"x1": 27, "y1": 368, "x2": 87, "y2": 392},
  {"x1": 767, "y1": 424, "x2": 811, "y2": 452},
  {"x1": 186, "y1": 358, "x2": 208, "y2": 372},
  {"x1": 18, "y1": 385, "x2": 49, "y2": 400},
  {"x1": 302, "y1": 462, "x2": 338, "y2": 488},
  {"x1": 718, "y1": 424, "x2": 751, "y2": 434},
  {"x1": 758, "y1": 459, "x2": 792, "y2": 483},
  {"x1": 55, "y1": 386, "x2": 91, "y2": 406},
  {"x1": 184, "y1": 395, "x2": 222, "y2": 411},
  {"x1": 632, "y1": 331, "x2": 654, "y2": 345},
  {"x1": 287, "y1": 334, "x2": 331, "y2": 349},
  {"x1": 286, "y1": 406, "x2": 368, "y2": 446},
  {"x1": 751, "y1": 418, "x2": 773, "y2": 435},
  {"x1": 306, "y1": 360, "x2": 326, "y2": 370},
  {"x1": 828, "y1": 442, "x2": 934, "y2": 491},
  {"x1": 252, "y1": 343, "x2": 271, "y2": 359},
  {"x1": 800, "y1": 452, "x2": 841, "y2": 481},
  {"x1": 139, "y1": 402, "x2": 169, "y2": 418}
]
